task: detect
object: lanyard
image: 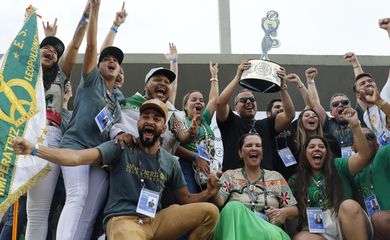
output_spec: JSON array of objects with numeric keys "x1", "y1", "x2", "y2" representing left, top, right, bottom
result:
[
  {"x1": 242, "y1": 168, "x2": 267, "y2": 211},
  {"x1": 137, "y1": 147, "x2": 164, "y2": 193},
  {"x1": 186, "y1": 117, "x2": 215, "y2": 157},
  {"x1": 367, "y1": 107, "x2": 384, "y2": 136},
  {"x1": 275, "y1": 130, "x2": 289, "y2": 150},
  {"x1": 357, "y1": 163, "x2": 374, "y2": 195},
  {"x1": 101, "y1": 83, "x2": 118, "y2": 117},
  {"x1": 336, "y1": 124, "x2": 351, "y2": 148},
  {"x1": 307, "y1": 175, "x2": 327, "y2": 210},
  {"x1": 249, "y1": 119, "x2": 257, "y2": 134}
]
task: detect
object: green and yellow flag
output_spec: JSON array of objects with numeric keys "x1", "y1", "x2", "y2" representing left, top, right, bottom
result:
[{"x1": 0, "y1": 7, "x2": 50, "y2": 213}]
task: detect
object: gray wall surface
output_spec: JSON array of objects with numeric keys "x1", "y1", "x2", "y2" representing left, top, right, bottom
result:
[{"x1": 4, "y1": 53, "x2": 387, "y2": 111}]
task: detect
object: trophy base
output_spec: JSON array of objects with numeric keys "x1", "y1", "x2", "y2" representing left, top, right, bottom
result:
[{"x1": 240, "y1": 59, "x2": 281, "y2": 93}]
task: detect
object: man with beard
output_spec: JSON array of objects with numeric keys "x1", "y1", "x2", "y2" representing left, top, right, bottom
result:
[
  {"x1": 110, "y1": 45, "x2": 197, "y2": 154},
  {"x1": 305, "y1": 67, "x2": 357, "y2": 157},
  {"x1": 216, "y1": 61, "x2": 295, "y2": 172},
  {"x1": 353, "y1": 73, "x2": 390, "y2": 146},
  {"x1": 12, "y1": 99, "x2": 221, "y2": 240}
]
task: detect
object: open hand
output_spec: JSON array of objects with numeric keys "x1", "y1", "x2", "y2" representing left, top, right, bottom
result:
[{"x1": 42, "y1": 18, "x2": 58, "y2": 37}]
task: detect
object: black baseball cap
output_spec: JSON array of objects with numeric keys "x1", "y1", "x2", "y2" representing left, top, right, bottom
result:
[
  {"x1": 40, "y1": 36, "x2": 65, "y2": 59},
  {"x1": 98, "y1": 46, "x2": 124, "y2": 65}
]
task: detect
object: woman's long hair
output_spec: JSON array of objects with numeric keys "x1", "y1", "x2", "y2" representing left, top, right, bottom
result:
[
  {"x1": 295, "y1": 135, "x2": 343, "y2": 226},
  {"x1": 42, "y1": 62, "x2": 60, "y2": 91},
  {"x1": 295, "y1": 109, "x2": 323, "y2": 155}
]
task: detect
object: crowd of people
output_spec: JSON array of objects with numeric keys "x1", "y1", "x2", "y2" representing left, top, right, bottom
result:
[{"x1": 2, "y1": 0, "x2": 390, "y2": 239}]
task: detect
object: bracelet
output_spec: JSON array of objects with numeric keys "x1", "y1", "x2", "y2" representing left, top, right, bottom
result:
[
  {"x1": 192, "y1": 153, "x2": 199, "y2": 161},
  {"x1": 170, "y1": 59, "x2": 177, "y2": 64},
  {"x1": 233, "y1": 75, "x2": 240, "y2": 81},
  {"x1": 111, "y1": 25, "x2": 118, "y2": 33},
  {"x1": 376, "y1": 99, "x2": 386, "y2": 110},
  {"x1": 352, "y1": 64, "x2": 361, "y2": 69},
  {"x1": 307, "y1": 79, "x2": 315, "y2": 84},
  {"x1": 348, "y1": 120, "x2": 361, "y2": 129},
  {"x1": 210, "y1": 77, "x2": 218, "y2": 82},
  {"x1": 31, "y1": 144, "x2": 39, "y2": 156},
  {"x1": 81, "y1": 14, "x2": 89, "y2": 23}
]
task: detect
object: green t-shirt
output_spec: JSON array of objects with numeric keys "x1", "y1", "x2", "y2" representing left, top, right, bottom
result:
[
  {"x1": 180, "y1": 109, "x2": 215, "y2": 157},
  {"x1": 353, "y1": 145, "x2": 390, "y2": 210},
  {"x1": 61, "y1": 68, "x2": 121, "y2": 149},
  {"x1": 97, "y1": 141, "x2": 187, "y2": 225},
  {"x1": 289, "y1": 157, "x2": 353, "y2": 210}
]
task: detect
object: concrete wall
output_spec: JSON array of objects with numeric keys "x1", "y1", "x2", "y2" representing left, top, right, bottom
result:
[{"x1": 25, "y1": 53, "x2": 390, "y2": 111}]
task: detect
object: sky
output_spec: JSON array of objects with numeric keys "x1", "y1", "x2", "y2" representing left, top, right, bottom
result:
[{"x1": 0, "y1": 0, "x2": 389, "y2": 55}]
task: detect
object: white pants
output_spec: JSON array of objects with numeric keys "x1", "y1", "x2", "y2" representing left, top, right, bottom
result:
[
  {"x1": 57, "y1": 165, "x2": 108, "y2": 240},
  {"x1": 26, "y1": 126, "x2": 109, "y2": 240},
  {"x1": 25, "y1": 126, "x2": 62, "y2": 240}
]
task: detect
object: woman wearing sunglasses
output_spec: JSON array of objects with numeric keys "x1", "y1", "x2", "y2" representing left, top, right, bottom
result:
[{"x1": 289, "y1": 108, "x2": 372, "y2": 240}]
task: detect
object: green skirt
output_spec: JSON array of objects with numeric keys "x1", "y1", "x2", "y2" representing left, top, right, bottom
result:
[{"x1": 213, "y1": 201, "x2": 291, "y2": 240}]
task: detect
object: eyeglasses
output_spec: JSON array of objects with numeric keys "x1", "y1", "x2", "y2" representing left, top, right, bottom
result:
[
  {"x1": 238, "y1": 97, "x2": 256, "y2": 103},
  {"x1": 364, "y1": 133, "x2": 377, "y2": 141},
  {"x1": 331, "y1": 99, "x2": 350, "y2": 108}
]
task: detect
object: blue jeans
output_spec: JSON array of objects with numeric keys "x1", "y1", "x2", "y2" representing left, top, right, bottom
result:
[
  {"x1": 0, "y1": 196, "x2": 27, "y2": 240},
  {"x1": 179, "y1": 160, "x2": 200, "y2": 194}
]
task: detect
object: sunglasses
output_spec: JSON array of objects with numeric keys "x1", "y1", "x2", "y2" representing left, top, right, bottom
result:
[
  {"x1": 364, "y1": 133, "x2": 377, "y2": 141},
  {"x1": 331, "y1": 99, "x2": 350, "y2": 108},
  {"x1": 238, "y1": 97, "x2": 256, "y2": 103}
]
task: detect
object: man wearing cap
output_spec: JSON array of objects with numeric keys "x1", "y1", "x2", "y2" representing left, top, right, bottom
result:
[
  {"x1": 110, "y1": 67, "x2": 198, "y2": 154},
  {"x1": 12, "y1": 99, "x2": 221, "y2": 240},
  {"x1": 56, "y1": 0, "x2": 124, "y2": 239}
]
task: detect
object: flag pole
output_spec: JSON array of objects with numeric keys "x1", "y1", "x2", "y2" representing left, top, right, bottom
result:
[{"x1": 12, "y1": 199, "x2": 19, "y2": 240}]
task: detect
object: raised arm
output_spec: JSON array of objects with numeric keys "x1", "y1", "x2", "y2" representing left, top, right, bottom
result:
[
  {"x1": 286, "y1": 73, "x2": 309, "y2": 108},
  {"x1": 378, "y1": 18, "x2": 390, "y2": 98},
  {"x1": 378, "y1": 17, "x2": 390, "y2": 39},
  {"x1": 274, "y1": 67, "x2": 295, "y2": 133},
  {"x1": 42, "y1": 18, "x2": 58, "y2": 37},
  {"x1": 205, "y1": 61, "x2": 219, "y2": 116},
  {"x1": 99, "y1": 1, "x2": 127, "y2": 52},
  {"x1": 306, "y1": 67, "x2": 327, "y2": 125},
  {"x1": 344, "y1": 52, "x2": 364, "y2": 77},
  {"x1": 216, "y1": 61, "x2": 251, "y2": 122},
  {"x1": 59, "y1": 1, "x2": 91, "y2": 78},
  {"x1": 12, "y1": 137, "x2": 101, "y2": 166},
  {"x1": 343, "y1": 108, "x2": 370, "y2": 176},
  {"x1": 166, "y1": 43, "x2": 178, "y2": 105},
  {"x1": 83, "y1": 0, "x2": 100, "y2": 75},
  {"x1": 344, "y1": 52, "x2": 367, "y2": 111}
]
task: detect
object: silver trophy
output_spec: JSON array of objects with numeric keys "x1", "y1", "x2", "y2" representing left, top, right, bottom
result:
[{"x1": 240, "y1": 10, "x2": 282, "y2": 93}]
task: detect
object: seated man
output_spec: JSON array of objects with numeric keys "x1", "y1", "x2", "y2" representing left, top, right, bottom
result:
[{"x1": 12, "y1": 99, "x2": 220, "y2": 240}]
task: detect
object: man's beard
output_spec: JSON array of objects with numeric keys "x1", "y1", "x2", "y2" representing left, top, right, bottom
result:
[{"x1": 138, "y1": 130, "x2": 161, "y2": 147}]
